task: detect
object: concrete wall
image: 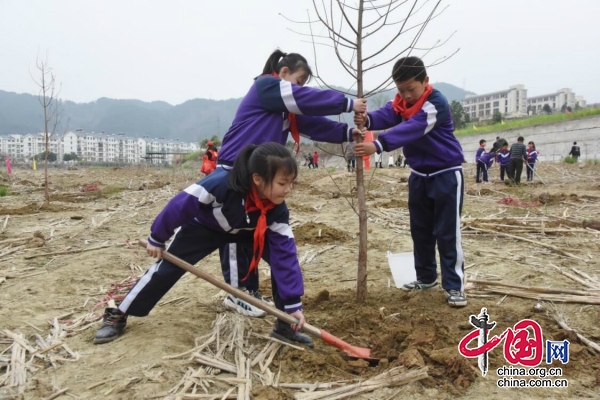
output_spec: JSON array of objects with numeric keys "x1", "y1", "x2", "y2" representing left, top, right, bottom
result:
[{"x1": 457, "y1": 115, "x2": 600, "y2": 162}]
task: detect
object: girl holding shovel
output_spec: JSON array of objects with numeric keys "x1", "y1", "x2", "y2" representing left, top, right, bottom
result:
[{"x1": 94, "y1": 143, "x2": 313, "y2": 347}]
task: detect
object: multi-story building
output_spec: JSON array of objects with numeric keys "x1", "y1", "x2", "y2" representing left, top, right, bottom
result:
[
  {"x1": 462, "y1": 85, "x2": 588, "y2": 121},
  {"x1": 462, "y1": 85, "x2": 528, "y2": 121},
  {"x1": 0, "y1": 131, "x2": 199, "y2": 165},
  {"x1": 526, "y1": 88, "x2": 587, "y2": 114}
]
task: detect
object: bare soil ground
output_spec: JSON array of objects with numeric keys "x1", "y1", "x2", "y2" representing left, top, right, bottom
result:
[{"x1": 1, "y1": 161, "x2": 600, "y2": 399}]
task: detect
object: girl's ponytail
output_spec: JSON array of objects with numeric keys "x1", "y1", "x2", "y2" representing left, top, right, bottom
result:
[
  {"x1": 259, "y1": 49, "x2": 313, "y2": 81},
  {"x1": 261, "y1": 49, "x2": 287, "y2": 75},
  {"x1": 228, "y1": 144, "x2": 258, "y2": 193}
]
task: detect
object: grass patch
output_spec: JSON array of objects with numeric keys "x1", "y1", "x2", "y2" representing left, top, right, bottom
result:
[
  {"x1": 585, "y1": 159, "x2": 599, "y2": 165},
  {"x1": 100, "y1": 185, "x2": 124, "y2": 196},
  {"x1": 563, "y1": 156, "x2": 578, "y2": 164},
  {"x1": 456, "y1": 108, "x2": 600, "y2": 136},
  {"x1": 183, "y1": 151, "x2": 201, "y2": 162},
  {"x1": 0, "y1": 186, "x2": 7, "y2": 197}
]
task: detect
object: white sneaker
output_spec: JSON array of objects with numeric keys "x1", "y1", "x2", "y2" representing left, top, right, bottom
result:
[{"x1": 223, "y1": 294, "x2": 267, "y2": 318}]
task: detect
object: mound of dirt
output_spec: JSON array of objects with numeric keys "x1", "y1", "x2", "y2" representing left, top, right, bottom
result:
[
  {"x1": 293, "y1": 222, "x2": 350, "y2": 245},
  {"x1": 379, "y1": 198, "x2": 408, "y2": 209},
  {"x1": 286, "y1": 201, "x2": 318, "y2": 214},
  {"x1": 138, "y1": 181, "x2": 170, "y2": 191},
  {"x1": 282, "y1": 289, "x2": 600, "y2": 392},
  {"x1": 466, "y1": 188, "x2": 494, "y2": 196}
]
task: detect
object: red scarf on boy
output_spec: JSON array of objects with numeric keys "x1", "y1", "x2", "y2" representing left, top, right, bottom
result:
[
  {"x1": 391, "y1": 84, "x2": 434, "y2": 119},
  {"x1": 244, "y1": 184, "x2": 276, "y2": 280},
  {"x1": 269, "y1": 72, "x2": 300, "y2": 153}
]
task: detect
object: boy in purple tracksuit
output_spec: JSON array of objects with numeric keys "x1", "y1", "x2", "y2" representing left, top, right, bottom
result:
[
  {"x1": 475, "y1": 139, "x2": 486, "y2": 183},
  {"x1": 94, "y1": 143, "x2": 314, "y2": 346},
  {"x1": 354, "y1": 56, "x2": 467, "y2": 307},
  {"x1": 477, "y1": 149, "x2": 496, "y2": 183},
  {"x1": 497, "y1": 144, "x2": 510, "y2": 181},
  {"x1": 526, "y1": 141, "x2": 538, "y2": 182},
  {"x1": 217, "y1": 50, "x2": 366, "y2": 316}
]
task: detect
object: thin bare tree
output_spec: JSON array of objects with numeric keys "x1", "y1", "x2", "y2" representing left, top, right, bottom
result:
[
  {"x1": 283, "y1": 0, "x2": 456, "y2": 302},
  {"x1": 31, "y1": 53, "x2": 61, "y2": 203}
]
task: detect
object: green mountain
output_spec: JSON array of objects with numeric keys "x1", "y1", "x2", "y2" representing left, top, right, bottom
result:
[{"x1": 0, "y1": 82, "x2": 474, "y2": 142}]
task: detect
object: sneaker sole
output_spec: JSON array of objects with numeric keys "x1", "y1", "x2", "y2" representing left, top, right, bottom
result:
[
  {"x1": 447, "y1": 299, "x2": 468, "y2": 307},
  {"x1": 93, "y1": 335, "x2": 121, "y2": 345},
  {"x1": 223, "y1": 298, "x2": 266, "y2": 318},
  {"x1": 401, "y1": 282, "x2": 439, "y2": 291},
  {"x1": 270, "y1": 331, "x2": 314, "y2": 348}
]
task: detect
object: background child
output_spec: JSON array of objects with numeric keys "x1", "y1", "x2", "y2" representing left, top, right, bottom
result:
[
  {"x1": 569, "y1": 141, "x2": 580, "y2": 161},
  {"x1": 475, "y1": 139, "x2": 486, "y2": 162},
  {"x1": 344, "y1": 142, "x2": 356, "y2": 172},
  {"x1": 497, "y1": 143, "x2": 510, "y2": 181},
  {"x1": 94, "y1": 143, "x2": 313, "y2": 346},
  {"x1": 200, "y1": 141, "x2": 218, "y2": 175},
  {"x1": 354, "y1": 56, "x2": 467, "y2": 307},
  {"x1": 313, "y1": 151, "x2": 319, "y2": 168},
  {"x1": 526, "y1": 141, "x2": 538, "y2": 182},
  {"x1": 478, "y1": 148, "x2": 497, "y2": 183},
  {"x1": 215, "y1": 50, "x2": 366, "y2": 316}
]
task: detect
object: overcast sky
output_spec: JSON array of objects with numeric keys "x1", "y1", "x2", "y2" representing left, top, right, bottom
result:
[{"x1": 1, "y1": 0, "x2": 599, "y2": 105}]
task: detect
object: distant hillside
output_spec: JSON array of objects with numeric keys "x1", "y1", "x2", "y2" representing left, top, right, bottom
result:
[{"x1": 0, "y1": 82, "x2": 474, "y2": 141}]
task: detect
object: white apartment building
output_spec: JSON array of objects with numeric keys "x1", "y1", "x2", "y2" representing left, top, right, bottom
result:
[
  {"x1": 0, "y1": 133, "x2": 61, "y2": 160},
  {"x1": 462, "y1": 84, "x2": 528, "y2": 121},
  {"x1": 0, "y1": 131, "x2": 199, "y2": 165},
  {"x1": 527, "y1": 88, "x2": 587, "y2": 114}
]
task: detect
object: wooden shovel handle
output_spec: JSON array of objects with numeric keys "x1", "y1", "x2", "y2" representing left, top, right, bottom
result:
[{"x1": 137, "y1": 239, "x2": 322, "y2": 338}]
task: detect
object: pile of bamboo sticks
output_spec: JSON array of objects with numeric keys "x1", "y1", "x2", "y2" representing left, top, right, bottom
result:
[{"x1": 0, "y1": 326, "x2": 79, "y2": 397}]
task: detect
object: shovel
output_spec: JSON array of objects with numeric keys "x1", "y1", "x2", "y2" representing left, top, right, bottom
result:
[{"x1": 137, "y1": 239, "x2": 375, "y2": 361}]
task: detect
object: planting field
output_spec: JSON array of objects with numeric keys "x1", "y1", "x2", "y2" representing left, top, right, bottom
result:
[{"x1": 1, "y1": 161, "x2": 600, "y2": 399}]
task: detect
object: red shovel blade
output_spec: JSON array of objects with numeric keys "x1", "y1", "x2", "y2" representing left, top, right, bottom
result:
[{"x1": 320, "y1": 329, "x2": 375, "y2": 360}]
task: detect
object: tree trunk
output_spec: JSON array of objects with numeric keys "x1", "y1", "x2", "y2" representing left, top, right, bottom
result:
[
  {"x1": 41, "y1": 66, "x2": 50, "y2": 203},
  {"x1": 355, "y1": 0, "x2": 368, "y2": 304}
]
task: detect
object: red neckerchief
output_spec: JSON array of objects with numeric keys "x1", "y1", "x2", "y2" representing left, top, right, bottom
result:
[
  {"x1": 268, "y1": 72, "x2": 300, "y2": 153},
  {"x1": 392, "y1": 84, "x2": 434, "y2": 119},
  {"x1": 243, "y1": 184, "x2": 276, "y2": 280}
]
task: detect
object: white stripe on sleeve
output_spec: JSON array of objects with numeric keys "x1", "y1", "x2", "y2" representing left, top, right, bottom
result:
[
  {"x1": 422, "y1": 101, "x2": 438, "y2": 134},
  {"x1": 269, "y1": 222, "x2": 294, "y2": 239},
  {"x1": 184, "y1": 184, "x2": 216, "y2": 204},
  {"x1": 279, "y1": 81, "x2": 303, "y2": 115}
]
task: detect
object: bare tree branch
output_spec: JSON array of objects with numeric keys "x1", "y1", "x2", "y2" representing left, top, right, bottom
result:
[
  {"x1": 340, "y1": 0, "x2": 405, "y2": 12},
  {"x1": 363, "y1": 0, "x2": 408, "y2": 31},
  {"x1": 363, "y1": 30, "x2": 455, "y2": 73},
  {"x1": 336, "y1": 1, "x2": 358, "y2": 36},
  {"x1": 310, "y1": 0, "x2": 357, "y2": 46},
  {"x1": 363, "y1": 0, "x2": 426, "y2": 62},
  {"x1": 278, "y1": 12, "x2": 320, "y2": 24},
  {"x1": 288, "y1": 28, "x2": 357, "y2": 49}
]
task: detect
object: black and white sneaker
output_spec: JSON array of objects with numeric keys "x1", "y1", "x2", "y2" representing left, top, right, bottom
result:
[
  {"x1": 402, "y1": 280, "x2": 439, "y2": 291},
  {"x1": 445, "y1": 290, "x2": 467, "y2": 307},
  {"x1": 223, "y1": 293, "x2": 267, "y2": 318}
]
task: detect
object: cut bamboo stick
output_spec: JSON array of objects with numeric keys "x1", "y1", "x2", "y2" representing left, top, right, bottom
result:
[
  {"x1": 550, "y1": 312, "x2": 600, "y2": 354},
  {"x1": 24, "y1": 243, "x2": 115, "y2": 259},
  {"x1": 470, "y1": 279, "x2": 595, "y2": 296},
  {"x1": 466, "y1": 227, "x2": 584, "y2": 261},
  {"x1": 549, "y1": 263, "x2": 600, "y2": 290}
]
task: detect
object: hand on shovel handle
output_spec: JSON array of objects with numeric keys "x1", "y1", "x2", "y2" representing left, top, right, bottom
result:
[{"x1": 135, "y1": 239, "x2": 374, "y2": 360}]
